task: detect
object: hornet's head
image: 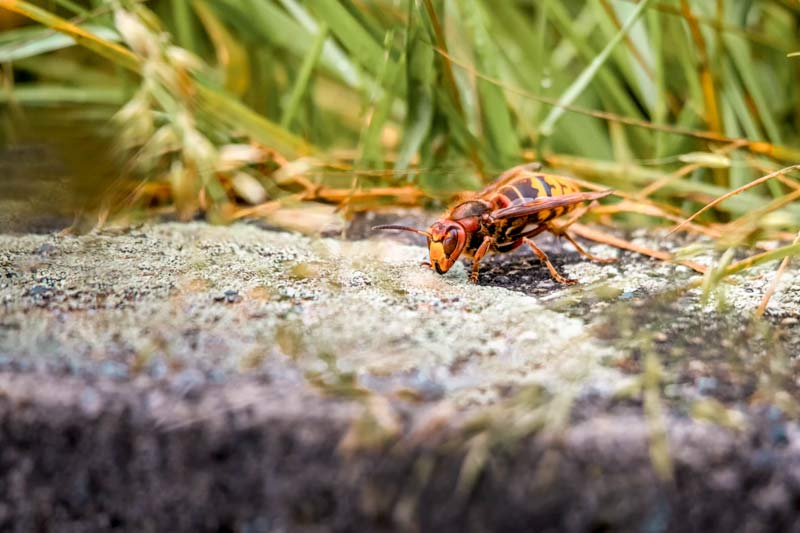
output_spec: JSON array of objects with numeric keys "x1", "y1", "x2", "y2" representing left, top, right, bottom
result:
[{"x1": 373, "y1": 220, "x2": 467, "y2": 274}]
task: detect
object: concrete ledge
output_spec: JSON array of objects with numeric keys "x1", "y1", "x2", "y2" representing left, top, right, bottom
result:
[{"x1": 2, "y1": 370, "x2": 799, "y2": 532}]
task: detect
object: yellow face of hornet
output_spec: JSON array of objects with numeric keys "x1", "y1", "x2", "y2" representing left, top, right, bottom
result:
[{"x1": 426, "y1": 221, "x2": 467, "y2": 274}]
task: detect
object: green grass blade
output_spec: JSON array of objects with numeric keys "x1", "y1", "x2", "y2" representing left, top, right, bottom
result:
[
  {"x1": 647, "y1": 5, "x2": 666, "y2": 160},
  {"x1": 539, "y1": 0, "x2": 646, "y2": 128},
  {"x1": 0, "y1": 84, "x2": 126, "y2": 105},
  {"x1": 54, "y1": 0, "x2": 88, "y2": 16},
  {"x1": 357, "y1": 30, "x2": 401, "y2": 168},
  {"x1": 213, "y1": 0, "x2": 361, "y2": 88},
  {"x1": 307, "y1": 0, "x2": 392, "y2": 76},
  {"x1": 395, "y1": 5, "x2": 434, "y2": 172},
  {"x1": 689, "y1": 242, "x2": 800, "y2": 288},
  {"x1": 594, "y1": 1, "x2": 656, "y2": 114},
  {"x1": 462, "y1": 0, "x2": 520, "y2": 167},
  {"x1": 0, "y1": 0, "x2": 139, "y2": 71},
  {"x1": 278, "y1": 0, "x2": 362, "y2": 88},
  {"x1": 539, "y1": 0, "x2": 654, "y2": 137},
  {"x1": 171, "y1": 0, "x2": 199, "y2": 53},
  {"x1": 0, "y1": 25, "x2": 120, "y2": 62},
  {"x1": 193, "y1": 0, "x2": 251, "y2": 96},
  {"x1": 196, "y1": 84, "x2": 314, "y2": 157},
  {"x1": 419, "y1": 0, "x2": 486, "y2": 179},
  {"x1": 724, "y1": 33, "x2": 784, "y2": 144},
  {"x1": 281, "y1": 23, "x2": 328, "y2": 130}
]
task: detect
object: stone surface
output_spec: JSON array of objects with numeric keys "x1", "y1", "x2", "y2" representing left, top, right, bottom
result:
[{"x1": 1, "y1": 220, "x2": 799, "y2": 531}]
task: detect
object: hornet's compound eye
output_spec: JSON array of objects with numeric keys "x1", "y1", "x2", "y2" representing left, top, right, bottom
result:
[{"x1": 442, "y1": 229, "x2": 459, "y2": 255}]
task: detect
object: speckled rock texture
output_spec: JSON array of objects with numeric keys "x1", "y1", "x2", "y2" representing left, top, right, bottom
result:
[{"x1": 1, "y1": 221, "x2": 799, "y2": 532}]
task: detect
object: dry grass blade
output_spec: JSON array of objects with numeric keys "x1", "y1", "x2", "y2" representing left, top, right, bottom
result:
[
  {"x1": 723, "y1": 188, "x2": 800, "y2": 235},
  {"x1": 669, "y1": 165, "x2": 800, "y2": 236},
  {"x1": 547, "y1": 171, "x2": 721, "y2": 238},
  {"x1": 756, "y1": 230, "x2": 800, "y2": 317},
  {"x1": 569, "y1": 223, "x2": 707, "y2": 274},
  {"x1": 591, "y1": 200, "x2": 722, "y2": 240},
  {"x1": 638, "y1": 142, "x2": 743, "y2": 198},
  {"x1": 637, "y1": 162, "x2": 702, "y2": 199},
  {"x1": 687, "y1": 241, "x2": 800, "y2": 290},
  {"x1": 309, "y1": 186, "x2": 424, "y2": 206}
]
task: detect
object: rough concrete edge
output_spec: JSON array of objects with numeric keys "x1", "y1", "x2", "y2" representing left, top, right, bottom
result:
[{"x1": 2, "y1": 370, "x2": 800, "y2": 532}]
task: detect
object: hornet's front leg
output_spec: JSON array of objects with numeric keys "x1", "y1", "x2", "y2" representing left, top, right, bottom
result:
[{"x1": 470, "y1": 236, "x2": 494, "y2": 283}]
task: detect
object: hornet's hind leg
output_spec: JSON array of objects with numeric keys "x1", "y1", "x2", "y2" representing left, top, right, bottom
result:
[
  {"x1": 558, "y1": 229, "x2": 617, "y2": 264},
  {"x1": 514, "y1": 224, "x2": 575, "y2": 284},
  {"x1": 546, "y1": 223, "x2": 616, "y2": 264},
  {"x1": 523, "y1": 238, "x2": 576, "y2": 285}
]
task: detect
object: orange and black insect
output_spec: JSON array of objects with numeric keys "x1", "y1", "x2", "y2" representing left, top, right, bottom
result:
[{"x1": 374, "y1": 163, "x2": 615, "y2": 284}]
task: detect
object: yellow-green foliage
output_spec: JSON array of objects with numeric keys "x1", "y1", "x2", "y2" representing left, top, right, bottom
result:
[{"x1": 2, "y1": 0, "x2": 800, "y2": 240}]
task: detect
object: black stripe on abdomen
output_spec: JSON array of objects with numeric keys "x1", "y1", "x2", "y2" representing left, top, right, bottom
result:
[
  {"x1": 535, "y1": 175, "x2": 552, "y2": 197},
  {"x1": 512, "y1": 178, "x2": 541, "y2": 200},
  {"x1": 500, "y1": 186, "x2": 522, "y2": 201}
]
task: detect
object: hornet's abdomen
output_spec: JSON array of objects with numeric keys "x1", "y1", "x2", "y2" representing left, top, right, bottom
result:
[
  {"x1": 486, "y1": 172, "x2": 583, "y2": 245},
  {"x1": 494, "y1": 173, "x2": 580, "y2": 225}
]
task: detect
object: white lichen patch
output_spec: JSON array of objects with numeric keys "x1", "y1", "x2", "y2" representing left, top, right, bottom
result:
[{"x1": 1, "y1": 222, "x2": 797, "y2": 409}]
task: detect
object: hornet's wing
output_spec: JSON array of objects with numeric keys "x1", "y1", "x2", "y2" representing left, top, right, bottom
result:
[{"x1": 491, "y1": 190, "x2": 613, "y2": 220}]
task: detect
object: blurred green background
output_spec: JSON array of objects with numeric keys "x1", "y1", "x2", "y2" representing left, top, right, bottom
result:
[{"x1": 1, "y1": 0, "x2": 800, "y2": 244}]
